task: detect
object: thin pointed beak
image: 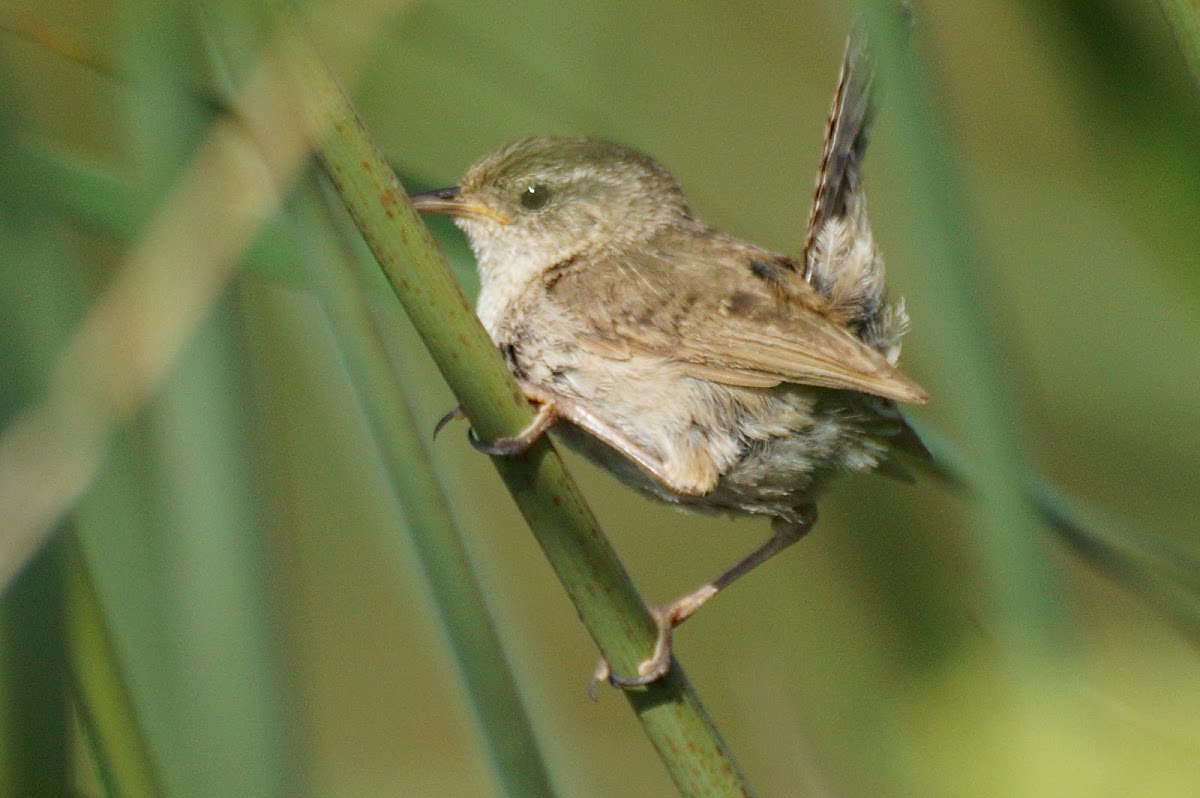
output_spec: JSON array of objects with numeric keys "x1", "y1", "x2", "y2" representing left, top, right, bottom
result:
[{"x1": 409, "y1": 186, "x2": 511, "y2": 224}]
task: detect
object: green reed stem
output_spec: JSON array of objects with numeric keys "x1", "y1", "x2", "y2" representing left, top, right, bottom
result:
[{"x1": 276, "y1": 11, "x2": 754, "y2": 797}]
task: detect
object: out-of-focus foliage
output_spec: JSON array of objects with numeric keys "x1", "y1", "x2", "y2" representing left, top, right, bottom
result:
[{"x1": 1, "y1": 1, "x2": 1198, "y2": 796}]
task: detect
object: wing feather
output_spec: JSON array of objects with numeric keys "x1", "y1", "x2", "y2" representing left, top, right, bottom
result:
[{"x1": 556, "y1": 225, "x2": 927, "y2": 404}]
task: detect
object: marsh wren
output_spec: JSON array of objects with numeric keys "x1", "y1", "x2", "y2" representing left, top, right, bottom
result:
[{"x1": 413, "y1": 28, "x2": 927, "y2": 686}]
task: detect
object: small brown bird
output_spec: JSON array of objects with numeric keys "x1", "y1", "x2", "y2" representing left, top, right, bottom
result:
[{"x1": 413, "y1": 29, "x2": 927, "y2": 686}]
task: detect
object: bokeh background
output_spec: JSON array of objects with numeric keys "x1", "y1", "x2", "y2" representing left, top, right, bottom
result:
[{"x1": 2, "y1": 0, "x2": 1199, "y2": 796}]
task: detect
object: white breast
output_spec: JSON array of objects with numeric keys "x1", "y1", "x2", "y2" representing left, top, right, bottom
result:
[{"x1": 460, "y1": 221, "x2": 565, "y2": 342}]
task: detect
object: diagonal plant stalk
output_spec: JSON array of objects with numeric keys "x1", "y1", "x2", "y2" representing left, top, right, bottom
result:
[
  {"x1": 66, "y1": 532, "x2": 163, "y2": 798},
  {"x1": 1028, "y1": 480, "x2": 1200, "y2": 643},
  {"x1": 1158, "y1": 0, "x2": 1200, "y2": 87},
  {"x1": 912, "y1": 421, "x2": 1200, "y2": 642},
  {"x1": 274, "y1": 11, "x2": 755, "y2": 798},
  {"x1": 0, "y1": 5, "x2": 403, "y2": 792},
  {"x1": 0, "y1": 536, "x2": 69, "y2": 797},
  {"x1": 288, "y1": 176, "x2": 557, "y2": 798}
]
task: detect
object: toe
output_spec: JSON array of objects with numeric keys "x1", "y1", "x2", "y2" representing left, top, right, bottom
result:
[{"x1": 467, "y1": 427, "x2": 533, "y2": 457}]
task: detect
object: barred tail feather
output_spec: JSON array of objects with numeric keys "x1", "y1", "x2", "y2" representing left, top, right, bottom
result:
[{"x1": 804, "y1": 20, "x2": 909, "y2": 364}]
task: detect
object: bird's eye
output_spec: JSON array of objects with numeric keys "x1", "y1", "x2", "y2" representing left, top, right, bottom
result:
[{"x1": 519, "y1": 183, "x2": 551, "y2": 211}]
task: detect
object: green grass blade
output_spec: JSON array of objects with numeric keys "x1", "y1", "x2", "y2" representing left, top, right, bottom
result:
[
  {"x1": 1157, "y1": 0, "x2": 1200, "y2": 87},
  {"x1": 0, "y1": 81, "x2": 77, "y2": 797},
  {"x1": 859, "y1": 1, "x2": 1067, "y2": 657},
  {"x1": 0, "y1": 539, "x2": 69, "y2": 798},
  {"x1": 67, "y1": 533, "x2": 163, "y2": 797},
  {"x1": 289, "y1": 176, "x2": 558, "y2": 798},
  {"x1": 21, "y1": 143, "x2": 307, "y2": 289},
  {"x1": 913, "y1": 420, "x2": 1200, "y2": 644}
]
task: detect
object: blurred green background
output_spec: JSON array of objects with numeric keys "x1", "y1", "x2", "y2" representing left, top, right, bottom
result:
[{"x1": 2, "y1": 0, "x2": 1199, "y2": 796}]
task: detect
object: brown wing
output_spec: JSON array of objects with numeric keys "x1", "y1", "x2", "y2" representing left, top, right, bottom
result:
[{"x1": 554, "y1": 225, "x2": 927, "y2": 404}]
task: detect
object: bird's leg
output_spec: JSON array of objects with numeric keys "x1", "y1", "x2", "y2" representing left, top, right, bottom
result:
[
  {"x1": 433, "y1": 386, "x2": 559, "y2": 456},
  {"x1": 594, "y1": 505, "x2": 818, "y2": 692},
  {"x1": 465, "y1": 382, "x2": 712, "y2": 499}
]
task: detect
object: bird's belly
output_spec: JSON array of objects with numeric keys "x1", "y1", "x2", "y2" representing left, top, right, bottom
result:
[{"x1": 526, "y1": 350, "x2": 885, "y2": 522}]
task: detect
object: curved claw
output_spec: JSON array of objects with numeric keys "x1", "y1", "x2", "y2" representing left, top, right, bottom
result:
[
  {"x1": 433, "y1": 405, "x2": 465, "y2": 441},
  {"x1": 465, "y1": 399, "x2": 559, "y2": 458},
  {"x1": 467, "y1": 427, "x2": 535, "y2": 457},
  {"x1": 587, "y1": 616, "x2": 674, "y2": 696}
]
